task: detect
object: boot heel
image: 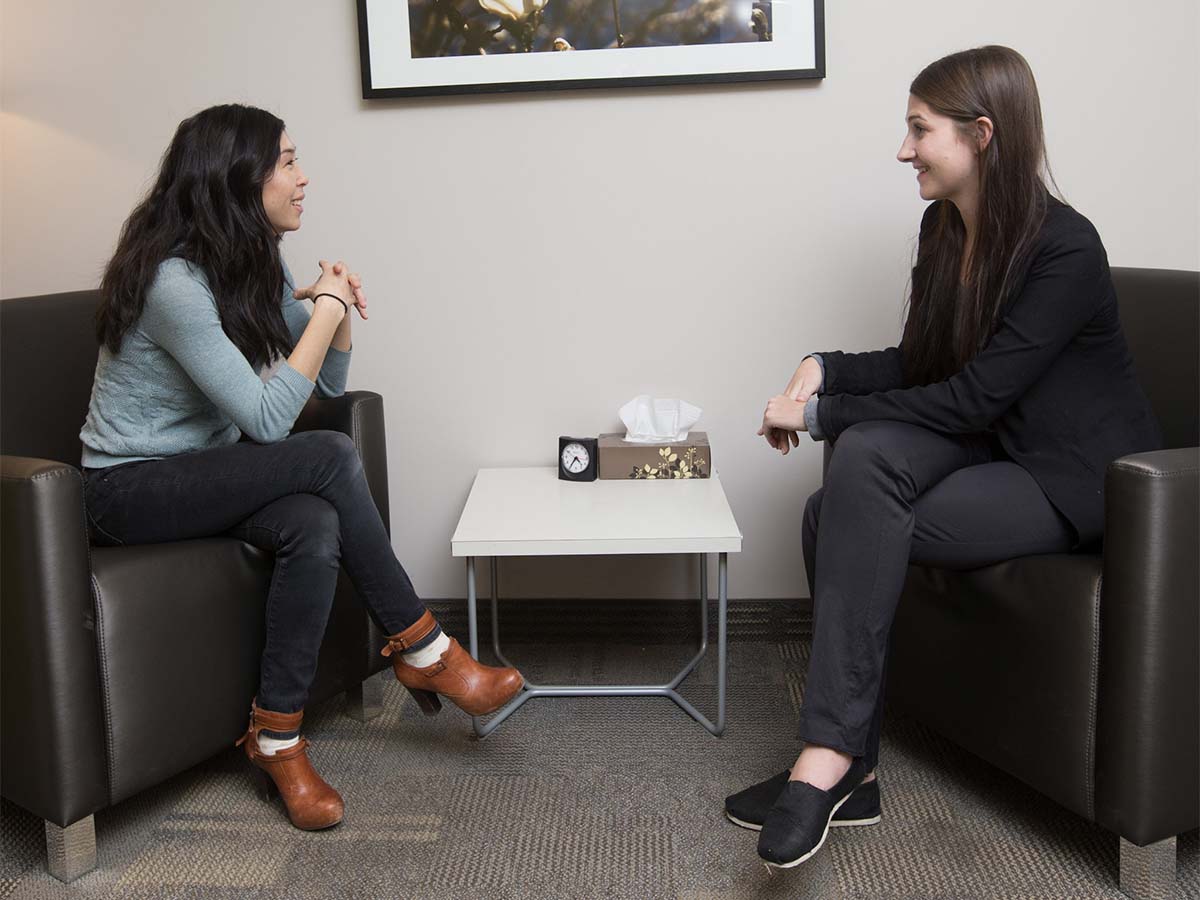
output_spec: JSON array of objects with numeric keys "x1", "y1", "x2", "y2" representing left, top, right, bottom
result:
[
  {"x1": 406, "y1": 687, "x2": 442, "y2": 716},
  {"x1": 252, "y1": 766, "x2": 278, "y2": 801}
]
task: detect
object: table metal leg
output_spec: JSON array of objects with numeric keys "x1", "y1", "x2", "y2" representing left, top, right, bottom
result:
[
  {"x1": 469, "y1": 557, "x2": 522, "y2": 737},
  {"x1": 466, "y1": 557, "x2": 479, "y2": 660},
  {"x1": 717, "y1": 551, "x2": 727, "y2": 733},
  {"x1": 466, "y1": 551, "x2": 729, "y2": 738},
  {"x1": 490, "y1": 557, "x2": 520, "y2": 671}
]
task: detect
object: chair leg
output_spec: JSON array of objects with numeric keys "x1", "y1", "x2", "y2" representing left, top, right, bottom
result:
[
  {"x1": 1119, "y1": 835, "x2": 1176, "y2": 900},
  {"x1": 44, "y1": 815, "x2": 96, "y2": 882},
  {"x1": 343, "y1": 672, "x2": 384, "y2": 721}
]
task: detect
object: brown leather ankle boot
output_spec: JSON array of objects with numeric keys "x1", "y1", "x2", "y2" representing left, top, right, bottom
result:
[
  {"x1": 235, "y1": 702, "x2": 344, "y2": 830},
  {"x1": 382, "y1": 611, "x2": 524, "y2": 716}
]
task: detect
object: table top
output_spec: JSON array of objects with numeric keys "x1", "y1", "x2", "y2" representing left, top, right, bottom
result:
[{"x1": 451, "y1": 467, "x2": 742, "y2": 557}]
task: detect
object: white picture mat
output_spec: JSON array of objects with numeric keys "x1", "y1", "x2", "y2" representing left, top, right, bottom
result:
[{"x1": 364, "y1": 0, "x2": 818, "y2": 89}]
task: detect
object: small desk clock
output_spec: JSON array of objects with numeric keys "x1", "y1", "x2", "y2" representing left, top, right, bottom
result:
[{"x1": 558, "y1": 436, "x2": 599, "y2": 482}]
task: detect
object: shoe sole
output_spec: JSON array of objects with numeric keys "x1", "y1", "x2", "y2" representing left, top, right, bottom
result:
[
  {"x1": 830, "y1": 815, "x2": 880, "y2": 827},
  {"x1": 298, "y1": 815, "x2": 344, "y2": 831},
  {"x1": 725, "y1": 811, "x2": 880, "y2": 832},
  {"x1": 760, "y1": 791, "x2": 853, "y2": 870},
  {"x1": 725, "y1": 811, "x2": 764, "y2": 831}
]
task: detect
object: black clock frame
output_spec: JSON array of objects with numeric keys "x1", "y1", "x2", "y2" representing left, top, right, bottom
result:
[{"x1": 558, "y1": 436, "x2": 599, "y2": 482}]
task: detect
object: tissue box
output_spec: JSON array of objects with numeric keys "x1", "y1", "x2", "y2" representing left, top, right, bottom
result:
[{"x1": 598, "y1": 432, "x2": 711, "y2": 480}]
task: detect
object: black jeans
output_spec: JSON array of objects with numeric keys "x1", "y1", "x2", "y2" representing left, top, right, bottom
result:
[
  {"x1": 82, "y1": 430, "x2": 432, "y2": 724},
  {"x1": 799, "y1": 421, "x2": 1077, "y2": 772}
]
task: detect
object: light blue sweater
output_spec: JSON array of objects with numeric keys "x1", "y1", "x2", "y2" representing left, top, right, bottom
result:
[{"x1": 79, "y1": 258, "x2": 351, "y2": 468}]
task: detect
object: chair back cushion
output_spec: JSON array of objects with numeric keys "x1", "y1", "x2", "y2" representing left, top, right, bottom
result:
[
  {"x1": 1, "y1": 291, "x2": 102, "y2": 466},
  {"x1": 1111, "y1": 267, "x2": 1199, "y2": 449}
]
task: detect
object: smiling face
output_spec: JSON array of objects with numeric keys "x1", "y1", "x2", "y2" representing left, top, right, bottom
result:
[
  {"x1": 262, "y1": 132, "x2": 308, "y2": 235},
  {"x1": 897, "y1": 96, "x2": 981, "y2": 206}
]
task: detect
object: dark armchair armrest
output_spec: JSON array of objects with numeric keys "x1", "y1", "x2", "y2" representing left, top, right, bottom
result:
[
  {"x1": 1095, "y1": 446, "x2": 1200, "y2": 845},
  {"x1": 293, "y1": 391, "x2": 390, "y2": 536},
  {"x1": 1, "y1": 456, "x2": 109, "y2": 826}
]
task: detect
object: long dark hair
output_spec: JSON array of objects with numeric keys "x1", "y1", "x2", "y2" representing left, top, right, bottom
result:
[
  {"x1": 901, "y1": 46, "x2": 1059, "y2": 386},
  {"x1": 96, "y1": 103, "x2": 293, "y2": 367}
]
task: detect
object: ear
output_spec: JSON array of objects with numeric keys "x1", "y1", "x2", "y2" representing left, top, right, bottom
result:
[{"x1": 975, "y1": 116, "x2": 995, "y2": 152}]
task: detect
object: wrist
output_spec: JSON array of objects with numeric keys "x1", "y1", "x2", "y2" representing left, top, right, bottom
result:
[
  {"x1": 314, "y1": 292, "x2": 349, "y2": 319},
  {"x1": 802, "y1": 354, "x2": 825, "y2": 394}
]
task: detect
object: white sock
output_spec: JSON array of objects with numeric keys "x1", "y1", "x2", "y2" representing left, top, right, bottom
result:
[
  {"x1": 402, "y1": 632, "x2": 450, "y2": 668},
  {"x1": 258, "y1": 734, "x2": 300, "y2": 756}
]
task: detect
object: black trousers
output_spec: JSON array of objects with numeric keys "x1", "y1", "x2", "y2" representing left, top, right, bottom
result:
[
  {"x1": 798, "y1": 421, "x2": 1076, "y2": 771},
  {"x1": 83, "y1": 430, "x2": 432, "y2": 719}
]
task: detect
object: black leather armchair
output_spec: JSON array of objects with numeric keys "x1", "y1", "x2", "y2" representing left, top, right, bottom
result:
[
  {"x1": 823, "y1": 267, "x2": 1199, "y2": 900},
  {"x1": 1, "y1": 290, "x2": 393, "y2": 881}
]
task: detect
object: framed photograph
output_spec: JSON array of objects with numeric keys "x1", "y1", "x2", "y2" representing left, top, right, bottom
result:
[{"x1": 356, "y1": 0, "x2": 823, "y2": 98}]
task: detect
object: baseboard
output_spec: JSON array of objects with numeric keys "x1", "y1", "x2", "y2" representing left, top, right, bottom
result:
[{"x1": 424, "y1": 596, "x2": 813, "y2": 643}]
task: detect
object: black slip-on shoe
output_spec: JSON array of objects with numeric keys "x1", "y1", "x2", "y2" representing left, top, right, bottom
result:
[
  {"x1": 756, "y1": 757, "x2": 867, "y2": 870},
  {"x1": 830, "y1": 777, "x2": 881, "y2": 827},
  {"x1": 724, "y1": 770, "x2": 790, "y2": 830},
  {"x1": 725, "y1": 771, "x2": 881, "y2": 831}
]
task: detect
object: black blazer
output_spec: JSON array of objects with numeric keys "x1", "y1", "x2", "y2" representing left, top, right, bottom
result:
[{"x1": 816, "y1": 198, "x2": 1163, "y2": 547}]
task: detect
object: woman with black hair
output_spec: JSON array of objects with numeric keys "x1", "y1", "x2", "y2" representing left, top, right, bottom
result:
[
  {"x1": 726, "y1": 46, "x2": 1161, "y2": 870},
  {"x1": 80, "y1": 104, "x2": 524, "y2": 831}
]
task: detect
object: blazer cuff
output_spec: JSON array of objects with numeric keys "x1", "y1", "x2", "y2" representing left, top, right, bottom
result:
[{"x1": 804, "y1": 395, "x2": 825, "y2": 441}]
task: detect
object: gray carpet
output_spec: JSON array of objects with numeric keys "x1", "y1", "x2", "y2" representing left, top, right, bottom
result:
[{"x1": 3, "y1": 600, "x2": 1197, "y2": 899}]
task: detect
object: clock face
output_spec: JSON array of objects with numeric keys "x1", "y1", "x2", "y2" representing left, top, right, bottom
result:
[{"x1": 561, "y1": 442, "x2": 590, "y2": 474}]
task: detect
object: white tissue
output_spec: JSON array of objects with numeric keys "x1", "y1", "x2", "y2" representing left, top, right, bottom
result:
[{"x1": 618, "y1": 395, "x2": 702, "y2": 443}]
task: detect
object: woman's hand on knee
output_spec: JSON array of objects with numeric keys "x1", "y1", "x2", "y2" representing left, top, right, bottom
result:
[
  {"x1": 757, "y1": 396, "x2": 805, "y2": 454},
  {"x1": 758, "y1": 396, "x2": 807, "y2": 455},
  {"x1": 758, "y1": 423, "x2": 800, "y2": 454},
  {"x1": 755, "y1": 358, "x2": 820, "y2": 453}
]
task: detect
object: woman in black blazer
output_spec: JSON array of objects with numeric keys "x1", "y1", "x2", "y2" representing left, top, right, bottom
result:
[{"x1": 727, "y1": 46, "x2": 1162, "y2": 871}]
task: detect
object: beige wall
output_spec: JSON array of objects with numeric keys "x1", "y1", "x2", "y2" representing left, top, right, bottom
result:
[{"x1": 3, "y1": 1, "x2": 1197, "y2": 600}]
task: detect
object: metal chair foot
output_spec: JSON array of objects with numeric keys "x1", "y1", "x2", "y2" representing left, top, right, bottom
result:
[
  {"x1": 45, "y1": 815, "x2": 96, "y2": 882},
  {"x1": 343, "y1": 672, "x2": 384, "y2": 721},
  {"x1": 1119, "y1": 835, "x2": 1176, "y2": 900}
]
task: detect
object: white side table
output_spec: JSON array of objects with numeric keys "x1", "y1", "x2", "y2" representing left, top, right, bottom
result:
[{"x1": 451, "y1": 466, "x2": 742, "y2": 737}]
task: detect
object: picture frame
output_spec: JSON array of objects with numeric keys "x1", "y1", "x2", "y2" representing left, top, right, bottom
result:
[{"x1": 356, "y1": 0, "x2": 824, "y2": 98}]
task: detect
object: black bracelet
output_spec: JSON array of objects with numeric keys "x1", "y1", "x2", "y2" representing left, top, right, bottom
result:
[{"x1": 313, "y1": 292, "x2": 349, "y2": 315}]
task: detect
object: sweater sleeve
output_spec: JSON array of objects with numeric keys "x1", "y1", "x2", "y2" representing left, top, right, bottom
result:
[
  {"x1": 138, "y1": 260, "x2": 315, "y2": 444},
  {"x1": 817, "y1": 218, "x2": 1107, "y2": 440},
  {"x1": 815, "y1": 346, "x2": 906, "y2": 395},
  {"x1": 280, "y1": 261, "x2": 351, "y2": 399}
]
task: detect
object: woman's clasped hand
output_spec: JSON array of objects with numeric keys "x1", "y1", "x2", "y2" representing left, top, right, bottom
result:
[
  {"x1": 294, "y1": 259, "x2": 369, "y2": 320},
  {"x1": 758, "y1": 355, "x2": 824, "y2": 455}
]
